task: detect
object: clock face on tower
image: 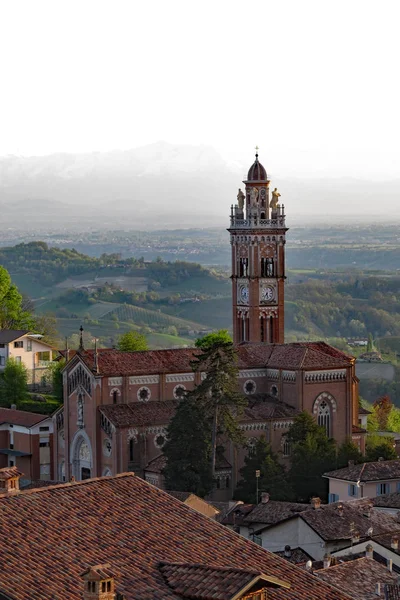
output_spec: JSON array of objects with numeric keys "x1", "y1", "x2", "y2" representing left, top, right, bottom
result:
[
  {"x1": 240, "y1": 285, "x2": 249, "y2": 303},
  {"x1": 261, "y1": 285, "x2": 274, "y2": 302}
]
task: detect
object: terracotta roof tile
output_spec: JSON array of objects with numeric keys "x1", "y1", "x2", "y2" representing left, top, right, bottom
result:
[
  {"x1": 0, "y1": 466, "x2": 22, "y2": 480},
  {"x1": 0, "y1": 473, "x2": 351, "y2": 600},
  {"x1": 100, "y1": 401, "x2": 178, "y2": 427},
  {"x1": 0, "y1": 407, "x2": 49, "y2": 427},
  {"x1": 76, "y1": 341, "x2": 352, "y2": 377},
  {"x1": 244, "y1": 500, "x2": 309, "y2": 526},
  {"x1": 316, "y1": 557, "x2": 398, "y2": 599},
  {"x1": 299, "y1": 500, "x2": 400, "y2": 542},
  {"x1": 145, "y1": 454, "x2": 166, "y2": 473},
  {"x1": 324, "y1": 460, "x2": 400, "y2": 483}
]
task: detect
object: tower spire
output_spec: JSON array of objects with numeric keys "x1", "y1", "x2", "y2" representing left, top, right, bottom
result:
[{"x1": 79, "y1": 326, "x2": 85, "y2": 352}]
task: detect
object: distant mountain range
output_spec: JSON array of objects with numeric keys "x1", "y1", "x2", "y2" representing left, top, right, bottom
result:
[{"x1": 0, "y1": 141, "x2": 399, "y2": 230}]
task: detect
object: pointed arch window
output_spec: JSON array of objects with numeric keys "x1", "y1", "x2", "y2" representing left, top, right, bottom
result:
[{"x1": 317, "y1": 400, "x2": 331, "y2": 437}]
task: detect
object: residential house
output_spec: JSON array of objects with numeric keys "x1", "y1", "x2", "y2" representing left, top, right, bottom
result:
[
  {"x1": 323, "y1": 460, "x2": 400, "y2": 502},
  {"x1": 0, "y1": 407, "x2": 53, "y2": 479},
  {"x1": 0, "y1": 330, "x2": 56, "y2": 385},
  {"x1": 314, "y1": 551, "x2": 399, "y2": 600},
  {"x1": 332, "y1": 535, "x2": 400, "y2": 572},
  {"x1": 0, "y1": 468, "x2": 352, "y2": 600},
  {"x1": 251, "y1": 498, "x2": 400, "y2": 561}
]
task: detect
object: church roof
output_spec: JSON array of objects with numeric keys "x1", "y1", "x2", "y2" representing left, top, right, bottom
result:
[
  {"x1": 100, "y1": 397, "x2": 297, "y2": 430},
  {"x1": 0, "y1": 473, "x2": 351, "y2": 599},
  {"x1": 77, "y1": 342, "x2": 352, "y2": 378}
]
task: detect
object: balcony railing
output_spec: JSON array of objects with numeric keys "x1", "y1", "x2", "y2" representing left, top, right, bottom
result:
[
  {"x1": 230, "y1": 216, "x2": 286, "y2": 229},
  {"x1": 37, "y1": 360, "x2": 53, "y2": 368}
]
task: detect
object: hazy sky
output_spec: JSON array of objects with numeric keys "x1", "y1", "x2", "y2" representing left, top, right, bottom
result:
[{"x1": 1, "y1": 0, "x2": 399, "y2": 178}]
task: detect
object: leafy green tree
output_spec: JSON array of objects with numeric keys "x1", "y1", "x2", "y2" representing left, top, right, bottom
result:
[
  {"x1": 373, "y1": 395, "x2": 392, "y2": 431},
  {"x1": 117, "y1": 330, "x2": 148, "y2": 352},
  {"x1": 366, "y1": 434, "x2": 397, "y2": 461},
  {"x1": 286, "y1": 412, "x2": 336, "y2": 502},
  {"x1": 234, "y1": 436, "x2": 293, "y2": 503},
  {"x1": 336, "y1": 439, "x2": 363, "y2": 468},
  {"x1": 0, "y1": 358, "x2": 28, "y2": 406},
  {"x1": 387, "y1": 406, "x2": 400, "y2": 433},
  {"x1": 195, "y1": 329, "x2": 232, "y2": 351},
  {"x1": 49, "y1": 359, "x2": 65, "y2": 403},
  {"x1": 163, "y1": 397, "x2": 214, "y2": 497},
  {"x1": 190, "y1": 338, "x2": 245, "y2": 478},
  {"x1": 0, "y1": 266, "x2": 34, "y2": 329}
]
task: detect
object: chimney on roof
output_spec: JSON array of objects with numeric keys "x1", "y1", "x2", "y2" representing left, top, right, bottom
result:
[
  {"x1": 305, "y1": 560, "x2": 313, "y2": 571},
  {"x1": 391, "y1": 536, "x2": 399, "y2": 551},
  {"x1": 363, "y1": 502, "x2": 373, "y2": 518},
  {"x1": 311, "y1": 497, "x2": 321, "y2": 510},
  {"x1": 10, "y1": 404, "x2": 16, "y2": 410},
  {"x1": 388, "y1": 559, "x2": 393, "y2": 573},
  {"x1": 378, "y1": 456, "x2": 384, "y2": 462},
  {"x1": 323, "y1": 553, "x2": 331, "y2": 569},
  {"x1": 337, "y1": 503, "x2": 344, "y2": 516},
  {"x1": 348, "y1": 460, "x2": 355, "y2": 467},
  {"x1": 261, "y1": 492, "x2": 270, "y2": 504},
  {"x1": 284, "y1": 545, "x2": 291, "y2": 558},
  {"x1": 366, "y1": 544, "x2": 374, "y2": 559},
  {"x1": 81, "y1": 564, "x2": 116, "y2": 600}
]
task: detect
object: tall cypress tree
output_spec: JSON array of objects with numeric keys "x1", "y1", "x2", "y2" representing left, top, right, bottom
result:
[
  {"x1": 163, "y1": 397, "x2": 214, "y2": 497},
  {"x1": 234, "y1": 436, "x2": 293, "y2": 503}
]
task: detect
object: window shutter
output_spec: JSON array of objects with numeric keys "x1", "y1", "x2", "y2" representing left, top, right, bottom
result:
[
  {"x1": 376, "y1": 484, "x2": 381, "y2": 496},
  {"x1": 348, "y1": 484, "x2": 352, "y2": 496}
]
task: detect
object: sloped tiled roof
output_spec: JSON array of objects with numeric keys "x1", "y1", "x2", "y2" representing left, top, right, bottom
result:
[
  {"x1": 372, "y1": 491, "x2": 400, "y2": 509},
  {"x1": 299, "y1": 500, "x2": 400, "y2": 542},
  {"x1": 76, "y1": 341, "x2": 353, "y2": 377},
  {"x1": 324, "y1": 460, "x2": 400, "y2": 483},
  {"x1": 244, "y1": 500, "x2": 309, "y2": 526},
  {"x1": 0, "y1": 407, "x2": 49, "y2": 428},
  {"x1": 316, "y1": 557, "x2": 398, "y2": 599},
  {"x1": 100, "y1": 400, "x2": 178, "y2": 427},
  {"x1": 101, "y1": 398, "x2": 296, "y2": 430},
  {"x1": 144, "y1": 454, "x2": 166, "y2": 474},
  {"x1": 166, "y1": 491, "x2": 193, "y2": 502},
  {"x1": 159, "y1": 562, "x2": 287, "y2": 599},
  {"x1": 0, "y1": 473, "x2": 351, "y2": 600},
  {"x1": 0, "y1": 330, "x2": 28, "y2": 343}
]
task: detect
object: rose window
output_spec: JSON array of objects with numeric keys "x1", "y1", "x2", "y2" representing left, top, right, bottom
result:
[
  {"x1": 154, "y1": 433, "x2": 166, "y2": 449},
  {"x1": 173, "y1": 384, "x2": 186, "y2": 400},
  {"x1": 137, "y1": 386, "x2": 151, "y2": 402},
  {"x1": 244, "y1": 380, "x2": 256, "y2": 395}
]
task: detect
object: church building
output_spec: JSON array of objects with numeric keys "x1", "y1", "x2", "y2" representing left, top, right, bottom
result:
[{"x1": 53, "y1": 153, "x2": 364, "y2": 498}]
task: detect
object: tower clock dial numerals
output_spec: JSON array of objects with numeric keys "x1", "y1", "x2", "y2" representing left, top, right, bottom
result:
[
  {"x1": 261, "y1": 285, "x2": 274, "y2": 302},
  {"x1": 240, "y1": 285, "x2": 249, "y2": 303}
]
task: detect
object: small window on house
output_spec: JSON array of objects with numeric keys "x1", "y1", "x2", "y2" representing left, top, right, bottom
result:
[
  {"x1": 9, "y1": 460, "x2": 14, "y2": 467},
  {"x1": 102, "y1": 582, "x2": 106, "y2": 592},
  {"x1": 0, "y1": 357, "x2": 4, "y2": 366},
  {"x1": 348, "y1": 484, "x2": 357, "y2": 497},
  {"x1": 377, "y1": 483, "x2": 390, "y2": 496},
  {"x1": 26, "y1": 340, "x2": 32, "y2": 352},
  {"x1": 15, "y1": 356, "x2": 21, "y2": 364},
  {"x1": 0, "y1": 343, "x2": 5, "y2": 348},
  {"x1": 107, "y1": 581, "x2": 111, "y2": 592},
  {"x1": 397, "y1": 482, "x2": 400, "y2": 493},
  {"x1": 39, "y1": 441, "x2": 50, "y2": 447},
  {"x1": 14, "y1": 341, "x2": 23, "y2": 348},
  {"x1": 39, "y1": 426, "x2": 49, "y2": 432},
  {"x1": 329, "y1": 493, "x2": 339, "y2": 503},
  {"x1": 113, "y1": 390, "x2": 118, "y2": 404}
]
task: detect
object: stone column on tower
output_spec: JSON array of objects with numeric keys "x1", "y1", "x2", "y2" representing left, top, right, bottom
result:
[{"x1": 228, "y1": 151, "x2": 288, "y2": 344}]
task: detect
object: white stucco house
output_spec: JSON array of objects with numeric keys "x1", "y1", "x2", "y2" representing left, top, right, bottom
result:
[
  {"x1": 323, "y1": 459, "x2": 400, "y2": 503},
  {"x1": 0, "y1": 330, "x2": 56, "y2": 385}
]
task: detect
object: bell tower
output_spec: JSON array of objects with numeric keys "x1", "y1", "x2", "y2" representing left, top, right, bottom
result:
[{"x1": 228, "y1": 151, "x2": 288, "y2": 344}]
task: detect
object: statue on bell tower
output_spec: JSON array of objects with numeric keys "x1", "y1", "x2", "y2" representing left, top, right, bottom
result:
[{"x1": 228, "y1": 151, "x2": 288, "y2": 345}]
